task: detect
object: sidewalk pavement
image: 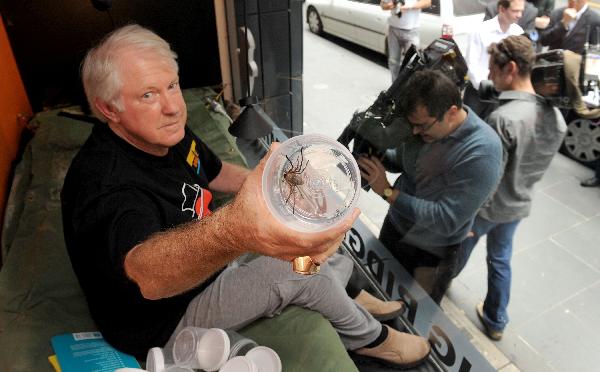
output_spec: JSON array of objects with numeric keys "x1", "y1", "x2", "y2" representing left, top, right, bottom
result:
[{"x1": 447, "y1": 153, "x2": 600, "y2": 372}]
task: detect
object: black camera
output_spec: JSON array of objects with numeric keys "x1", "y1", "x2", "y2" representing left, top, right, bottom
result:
[
  {"x1": 392, "y1": 0, "x2": 406, "y2": 17},
  {"x1": 337, "y1": 38, "x2": 468, "y2": 188},
  {"x1": 478, "y1": 49, "x2": 572, "y2": 107}
]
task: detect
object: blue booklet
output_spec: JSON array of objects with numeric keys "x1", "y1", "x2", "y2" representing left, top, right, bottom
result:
[{"x1": 51, "y1": 332, "x2": 140, "y2": 371}]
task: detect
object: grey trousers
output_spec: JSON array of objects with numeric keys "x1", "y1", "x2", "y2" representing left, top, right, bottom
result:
[
  {"x1": 387, "y1": 26, "x2": 419, "y2": 82},
  {"x1": 164, "y1": 254, "x2": 381, "y2": 351}
]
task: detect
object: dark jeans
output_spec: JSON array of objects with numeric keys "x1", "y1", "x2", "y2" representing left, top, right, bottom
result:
[
  {"x1": 459, "y1": 216, "x2": 521, "y2": 331},
  {"x1": 379, "y1": 217, "x2": 462, "y2": 304}
]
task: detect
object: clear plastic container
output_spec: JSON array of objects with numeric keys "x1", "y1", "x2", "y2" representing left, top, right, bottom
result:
[
  {"x1": 172, "y1": 327, "x2": 230, "y2": 371},
  {"x1": 262, "y1": 134, "x2": 360, "y2": 232},
  {"x1": 146, "y1": 347, "x2": 194, "y2": 372},
  {"x1": 225, "y1": 330, "x2": 259, "y2": 359}
]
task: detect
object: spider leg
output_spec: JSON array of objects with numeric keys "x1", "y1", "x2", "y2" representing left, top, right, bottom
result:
[
  {"x1": 285, "y1": 155, "x2": 294, "y2": 172},
  {"x1": 300, "y1": 159, "x2": 309, "y2": 174},
  {"x1": 285, "y1": 183, "x2": 294, "y2": 204},
  {"x1": 285, "y1": 185, "x2": 298, "y2": 214},
  {"x1": 291, "y1": 188, "x2": 296, "y2": 215}
]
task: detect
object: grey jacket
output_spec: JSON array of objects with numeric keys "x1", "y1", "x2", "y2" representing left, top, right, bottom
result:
[{"x1": 479, "y1": 91, "x2": 567, "y2": 223}]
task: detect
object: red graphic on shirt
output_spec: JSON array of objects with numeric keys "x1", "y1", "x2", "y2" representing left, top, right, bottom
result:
[{"x1": 181, "y1": 183, "x2": 213, "y2": 219}]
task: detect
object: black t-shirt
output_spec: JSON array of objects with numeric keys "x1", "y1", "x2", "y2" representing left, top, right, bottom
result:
[{"x1": 61, "y1": 123, "x2": 223, "y2": 358}]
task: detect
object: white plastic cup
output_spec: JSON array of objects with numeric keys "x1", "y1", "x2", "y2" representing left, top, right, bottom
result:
[
  {"x1": 146, "y1": 347, "x2": 192, "y2": 372},
  {"x1": 246, "y1": 346, "x2": 282, "y2": 372},
  {"x1": 225, "y1": 330, "x2": 259, "y2": 359},
  {"x1": 172, "y1": 326, "x2": 230, "y2": 371},
  {"x1": 219, "y1": 356, "x2": 258, "y2": 372},
  {"x1": 146, "y1": 347, "x2": 169, "y2": 372}
]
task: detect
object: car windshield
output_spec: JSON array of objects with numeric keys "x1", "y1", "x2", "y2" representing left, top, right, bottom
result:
[{"x1": 453, "y1": 0, "x2": 489, "y2": 16}]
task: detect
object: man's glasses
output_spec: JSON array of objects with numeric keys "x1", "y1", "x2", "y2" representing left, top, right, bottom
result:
[{"x1": 407, "y1": 117, "x2": 438, "y2": 132}]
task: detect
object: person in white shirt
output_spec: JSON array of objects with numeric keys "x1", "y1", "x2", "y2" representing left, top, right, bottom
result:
[
  {"x1": 380, "y1": 0, "x2": 431, "y2": 82},
  {"x1": 464, "y1": 0, "x2": 525, "y2": 119}
]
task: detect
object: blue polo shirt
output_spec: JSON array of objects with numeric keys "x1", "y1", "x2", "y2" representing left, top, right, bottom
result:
[{"x1": 387, "y1": 107, "x2": 503, "y2": 257}]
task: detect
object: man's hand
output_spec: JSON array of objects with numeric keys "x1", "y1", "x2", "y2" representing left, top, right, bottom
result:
[
  {"x1": 227, "y1": 143, "x2": 361, "y2": 263},
  {"x1": 535, "y1": 15, "x2": 550, "y2": 29},
  {"x1": 562, "y1": 8, "x2": 577, "y2": 27},
  {"x1": 380, "y1": 0, "x2": 396, "y2": 11},
  {"x1": 357, "y1": 155, "x2": 391, "y2": 196}
]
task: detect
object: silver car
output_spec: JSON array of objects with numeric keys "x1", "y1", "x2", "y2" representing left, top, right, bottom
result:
[{"x1": 306, "y1": 0, "x2": 491, "y2": 56}]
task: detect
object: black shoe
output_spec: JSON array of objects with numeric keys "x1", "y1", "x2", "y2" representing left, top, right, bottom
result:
[{"x1": 581, "y1": 177, "x2": 600, "y2": 187}]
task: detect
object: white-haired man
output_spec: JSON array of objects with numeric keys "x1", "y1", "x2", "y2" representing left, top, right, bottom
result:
[{"x1": 61, "y1": 24, "x2": 431, "y2": 368}]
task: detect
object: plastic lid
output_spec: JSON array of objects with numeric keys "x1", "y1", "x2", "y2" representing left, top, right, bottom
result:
[
  {"x1": 197, "y1": 328, "x2": 230, "y2": 371},
  {"x1": 262, "y1": 134, "x2": 360, "y2": 232},
  {"x1": 219, "y1": 356, "x2": 258, "y2": 372},
  {"x1": 246, "y1": 346, "x2": 282, "y2": 372},
  {"x1": 146, "y1": 347, "x2": 165, "y2": 372}
]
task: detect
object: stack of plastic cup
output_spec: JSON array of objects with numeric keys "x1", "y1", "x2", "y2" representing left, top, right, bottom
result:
[
  {"x1": 173, "y1": 327, "x2": 230, "y2": 371},
  {"x1": 219, "y1": 346, "x2": 282, "y2": 372},
  {"x1": 225, "y1": 330, "x2": 259, "y2": 359},
  {"x1": 147, "y1": 327, "x2": 281, "y2": 372}
]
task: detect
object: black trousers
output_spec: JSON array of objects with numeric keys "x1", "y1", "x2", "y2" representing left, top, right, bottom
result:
[{"x1": 379, "y1": 216, "x2": 462, "y2": 304}]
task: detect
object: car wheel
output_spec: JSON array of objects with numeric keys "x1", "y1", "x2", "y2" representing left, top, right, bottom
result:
[
  {"x1": 307, "y1": 6, "x2": 323, "y2": 35},
  {"x1": 562, "y1": 117, "x2": 600, "y2": 166}
]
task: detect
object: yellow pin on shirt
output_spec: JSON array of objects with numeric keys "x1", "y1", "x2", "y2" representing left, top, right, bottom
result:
[{"x1": 186, "y1": 140, "x2": 201, "y2": 174}]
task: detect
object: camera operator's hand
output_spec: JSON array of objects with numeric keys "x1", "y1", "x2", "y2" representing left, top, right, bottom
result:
[{"x1": 357, "y1": 155, "x2": 391, "y2": 196}]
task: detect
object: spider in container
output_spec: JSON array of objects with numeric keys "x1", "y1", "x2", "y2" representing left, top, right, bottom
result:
[{"x1": 282, "y1": 147, "x2": 309, "y2": 214}]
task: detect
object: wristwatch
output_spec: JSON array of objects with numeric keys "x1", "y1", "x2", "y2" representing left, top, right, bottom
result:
[{"x1": 382, "y1": 187, "x2": 393, "y2": 201}]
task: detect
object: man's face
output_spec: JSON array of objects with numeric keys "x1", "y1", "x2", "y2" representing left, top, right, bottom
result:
[
  {"x1": 108, "y1": 49, "x2": 187, "y2": 156},
  {"x1": 499, "y1": 0, "x2": 524, "y2": 25},
  {"x1": 407, "y1": 105, "x2": 447, "y2": 143},
  {"x1": 568, "y1": 0, "x2": 586, "y2": 11}
]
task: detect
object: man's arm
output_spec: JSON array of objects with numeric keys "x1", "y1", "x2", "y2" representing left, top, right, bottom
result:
[
  {"x1": 387, "y1": 152, "x2": 502, "y2": 238},
  {"x1": 539, "y1": 8, "x2": 569, "y2": 47},
  {"x1": 208, "y1": 162, "x2": 250, "y2": 194},
  {"x1": 401, "y1": 0, "x2": 431, "y2": 11},
  {"x1": 521, "y1": 3, "x2": 538, "y2": 33},
  {"x1": 124, "y1": 144, "x2": 360, "y2": 300}
]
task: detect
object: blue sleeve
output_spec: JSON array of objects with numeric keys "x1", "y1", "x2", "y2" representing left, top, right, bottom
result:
[{"x1": 389, "y1": 151, "x2": 502, "y2": 237}]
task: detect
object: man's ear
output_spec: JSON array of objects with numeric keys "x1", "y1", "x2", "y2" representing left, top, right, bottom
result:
[
  {"x1": 94, "y1": 98, "x2": 120, "y2": 123},
  {"x1": 505, "y1": 61, "x2": 518, "y2": 76}
]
